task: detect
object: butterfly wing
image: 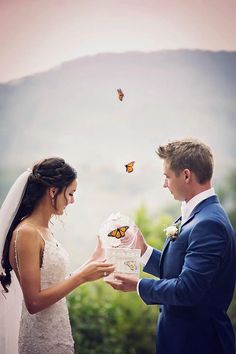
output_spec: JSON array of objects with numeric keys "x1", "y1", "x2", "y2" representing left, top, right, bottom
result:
[
  {"x1": 124, "y1": 261, "x2": 137, "y2": 271},
  {"x1": 108, "y1": 229, "x2": 118, "y2": 238},
  {"x1": 125, "y1": 161, "x2": 135, "y2": 173},
  {"x1": 108, "y1": 226, "x2": 129, "y2": 239},
  {"x1": 119, "y1": 226, "x2": 129, "y2": 237}
]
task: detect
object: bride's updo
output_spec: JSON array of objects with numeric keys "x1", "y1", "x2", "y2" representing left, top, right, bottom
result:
[
  {"x1": 24, "y1": 158, "x2": 77, "y2": 215},
  {"x1": 0, "y1": 157, "x2": 77, "y2": 292}
]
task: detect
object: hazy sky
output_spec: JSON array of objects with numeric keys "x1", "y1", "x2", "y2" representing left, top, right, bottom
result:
[{"x1": 1, "y1": 0, "x2": 236, "y2": 82}]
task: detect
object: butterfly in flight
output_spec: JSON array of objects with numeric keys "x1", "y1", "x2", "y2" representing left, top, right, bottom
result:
[
  {"x1": 108, "y1": 226, "x2": 129, "y2": 239},
  {"x1": 117, "y1": 88, "x2": 124, "y2": 101},
  {"x1": 125, "y1": 161, "x2": 135, "y2": 173}
]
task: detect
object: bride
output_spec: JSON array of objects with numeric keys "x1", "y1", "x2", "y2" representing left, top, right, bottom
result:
[{"x1": 0, "y1": 157, "x2": 114, "y2": 354}]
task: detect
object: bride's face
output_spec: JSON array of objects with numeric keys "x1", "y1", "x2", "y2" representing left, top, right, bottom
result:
[{"x1": 55, "y1": 179, "x2": 77, "y2": 215}]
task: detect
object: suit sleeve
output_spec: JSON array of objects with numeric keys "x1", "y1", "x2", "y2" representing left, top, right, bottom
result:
[
  {"x1": 139, "y1": 219, "x2": 227, "y2": 306},
  {"x1": 143, "y1": 248, "x2": 162, "y2": 278}
]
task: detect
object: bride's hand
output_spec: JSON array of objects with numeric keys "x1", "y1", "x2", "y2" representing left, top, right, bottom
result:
[
  {"x1": 89, "y1": 236, "x2": 104, "y2": 261},
  {"x1": 79, "y1": 260, "x2": 115, "y2": 282}
]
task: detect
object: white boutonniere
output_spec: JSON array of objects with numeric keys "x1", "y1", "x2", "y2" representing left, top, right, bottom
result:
[{"x1": 164, "y1": 221, "x2": 181, "y2": 241}]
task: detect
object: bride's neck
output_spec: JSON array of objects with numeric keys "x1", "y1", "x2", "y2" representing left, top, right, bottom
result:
[{"x1": 27, "y1": 203, "x2": 53, "y2": 228}]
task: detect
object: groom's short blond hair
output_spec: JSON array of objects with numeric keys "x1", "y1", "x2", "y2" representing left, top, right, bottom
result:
[{"x1": 157, "y1": 138, "x2": 213, "y2": 184}]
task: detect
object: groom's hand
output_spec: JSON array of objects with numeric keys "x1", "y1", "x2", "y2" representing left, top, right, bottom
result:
[
  {"x1": 134, "y1": 226, "x2": 148, "y2": 256},
  {"x1": 106, "y1": 273, "x2": 138, "y2": 292}
]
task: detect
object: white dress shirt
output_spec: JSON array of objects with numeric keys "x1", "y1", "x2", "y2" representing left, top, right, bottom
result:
[
  {"x1": 137, "y1": 187, "x2": 216, "y2": 295},
  {"x1": 180, "y1": 187, "x2": 215, "y2": 224}
]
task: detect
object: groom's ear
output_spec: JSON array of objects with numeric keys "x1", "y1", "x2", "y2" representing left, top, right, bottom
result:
[{"x1": 183, "y1": 169, "x2": 191, "y2": 183}]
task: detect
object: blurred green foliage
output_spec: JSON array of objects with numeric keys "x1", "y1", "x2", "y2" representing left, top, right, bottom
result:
[
  {"x1": 68, "y1": 205, "x2": 166, "y2": 354},
  {"x1": 216, "y1": 170, "x2": 236, "y2": 332},
  {"x1": 68, "y1": 282, "x2": 157, "y2": 354},
  {"x1": 68, "y1": 170, "x2": 236, "y2": 353},
  {"x1": 216, "y1": 169, "x2": 236, "y2": 229}
]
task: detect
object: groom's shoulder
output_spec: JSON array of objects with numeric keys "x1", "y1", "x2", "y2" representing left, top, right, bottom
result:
[
  {"x1": 197, "y1": 195, "x2": 225, "y2": 215},
  {"x1": 195, "y1": 198, "x2": 235, "y2": 235}
]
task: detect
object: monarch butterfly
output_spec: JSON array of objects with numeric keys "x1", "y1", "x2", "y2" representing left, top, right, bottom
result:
[
  {"x1": 117, "y1": 88, "x2": 124, "y2": 101},
  {"x1": 124, "y1": 261, "x2": 137, "y2": 271},
  {"x1": 125, "y1": 161, "x2": 135, "y2": 173},
  {"x1": 108, "y1": 226, "x2": 129, "y2": 239}
]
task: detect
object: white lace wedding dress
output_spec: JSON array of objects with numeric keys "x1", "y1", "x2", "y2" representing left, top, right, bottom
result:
[{"x1": 16, "y1": 228, "x2": 74, "y2": 354}]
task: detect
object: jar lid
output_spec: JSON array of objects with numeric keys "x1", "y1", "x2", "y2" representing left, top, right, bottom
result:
[{"x1": 99, "y1": 212, "x2": 138, "y2": 249}]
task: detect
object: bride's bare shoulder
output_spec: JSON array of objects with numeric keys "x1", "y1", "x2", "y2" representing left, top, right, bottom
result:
[
  {"x1": 13, "y1": 222, "x2": 41, "y2": 246},
  {"x1": 9, "y1": 223, "x2": 42, "y2": 271}
]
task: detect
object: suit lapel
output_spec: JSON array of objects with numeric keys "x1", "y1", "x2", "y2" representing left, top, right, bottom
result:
[
  {"x1": 159, "y1": 196, "x2": 219, "y2": 278},
  {"x1": 181, "y1": 195, "x2": 219, "y2": 228},
  {"x1": 159, "y1": 216, "x2": 182, "y2": 278},
  {"x1": 159, "y1": 238, "x2": 171, "y2": 278}
]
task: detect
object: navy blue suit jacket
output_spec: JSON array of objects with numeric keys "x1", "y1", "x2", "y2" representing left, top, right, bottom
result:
[{"x1": 139, "y1": 196, "x2": 236, "y2": 354}]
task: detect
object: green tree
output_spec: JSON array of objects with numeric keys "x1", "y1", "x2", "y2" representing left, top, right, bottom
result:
[
  {"x1": 216, "y1": 169, "x2": 236, "y2": 229},
  {"x1": 216, "y1": 170, "x2": 236, "y2": 335},
  {"x1": 68, "y1": 281, "x2": 157, "y2": 354}
]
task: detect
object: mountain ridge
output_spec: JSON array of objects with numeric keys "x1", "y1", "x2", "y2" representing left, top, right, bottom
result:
[{"x1": 1, "y1": 49, "x2": 236, "y2": 86}]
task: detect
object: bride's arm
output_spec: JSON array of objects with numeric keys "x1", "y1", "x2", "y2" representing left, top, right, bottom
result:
[
  {"x1": 14, "y1": 227, "x2": 114, "y2": 314},
  {"x1": 74, "y1": 235, "x2": 104, "y2": 269}
]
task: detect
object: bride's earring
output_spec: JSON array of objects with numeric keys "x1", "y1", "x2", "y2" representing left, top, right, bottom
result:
[
  {"x1": 51, "y1": 196, "x2": 55, "y2": 208},
  {"x1": 50, "y1": 189, "x2": 56, "y2": 208}
]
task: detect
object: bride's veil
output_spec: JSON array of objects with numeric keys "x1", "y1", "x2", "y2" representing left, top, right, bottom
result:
[
  {"x1": 0, "y1": 170, "x2": 31, "y2": 354},
  {"x1": 0, "y1": 273, "x2": 22, "y2": 353}
]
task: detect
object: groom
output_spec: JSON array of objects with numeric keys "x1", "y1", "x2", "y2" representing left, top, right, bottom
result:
[{"x1": 107, "y1": 138, "x2": 236, "y2": 354}]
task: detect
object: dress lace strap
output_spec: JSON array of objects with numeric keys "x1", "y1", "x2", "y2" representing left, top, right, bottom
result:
[
  {"x1": 14, "y1": 229, "x2": 21, "y2": 274},
  {"x1": 14, "y1": 223, "x2": 46, "y2": 274}
]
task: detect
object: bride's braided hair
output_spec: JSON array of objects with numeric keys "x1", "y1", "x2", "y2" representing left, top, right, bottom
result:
[{"x1": 0, "y1": 157, "x2": 77, "y2": 292}]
